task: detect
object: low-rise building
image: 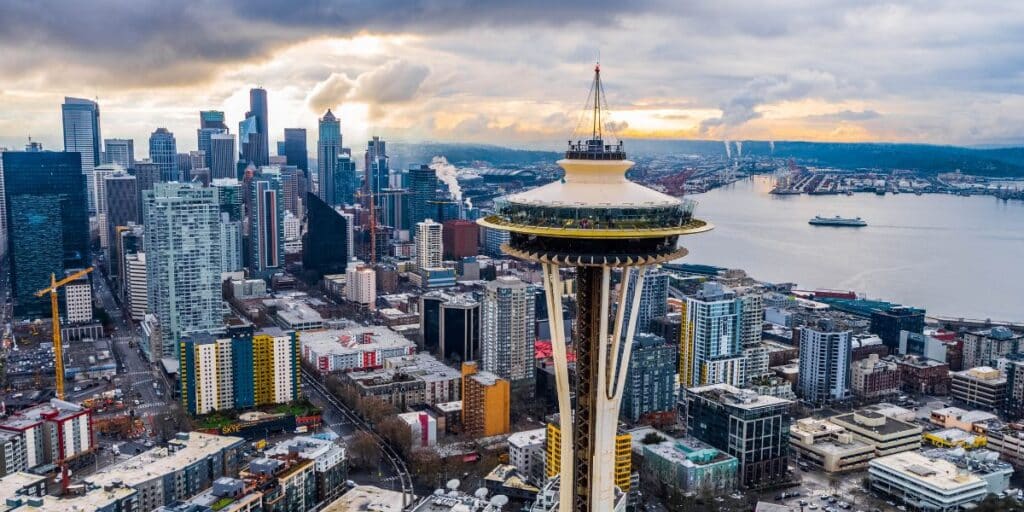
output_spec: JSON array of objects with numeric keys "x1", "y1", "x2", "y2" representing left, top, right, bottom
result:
[
  {"x1": 0, "y1": 399, "x2": 94, "y2": 470},
  {"x1": 868, "y1": 451, "x2": 989, "y2": 512},
  {"x1": 265, "y1": 436, "x2": 347, "y2": 505},
  {"x1": 508, "y1": 428, "x2": 546, "y2": 486},
  {"x1": 628, "y1": 427, "x2": 739, "y2": 494},
  {"x1": 274, "y1": 300, "x2": 325, "y2": 331},
  {"x1": 828, "y1": 409, "x2": 922, "y2": 456},
  {"x1": 789, "y1": 418, "x2": 873, "y2": 473},
  {"x1": 397, "y1": 411, "x2": 437, "y2": 449},
  {"x1": 923, "y1": 428, "x2": 987, "y2": 450},
  {"x1": 301, "y1": 327, "x2": 415, "y2": 373},
  {"x1": 322, "y1": 485, "x2": 406, "y2": 512},
  {"x1": 890, "y1": 355, "x2": 951, "y2": 395},
  {"x1": 851, "y1": 354, "x2": 901, "y2": 399},
  {"x1": 929, "y1": 407, "x2": 997, "y2": 432},
  {"x1": 951, "y1": 366, "x2": 1007, "y2": 411},
  {"x1": 155, "y1": 477, "x2": 263, "y2": 512},
  {"x1": 86, "y1": 432, "x2": 245, "y2": 512}
]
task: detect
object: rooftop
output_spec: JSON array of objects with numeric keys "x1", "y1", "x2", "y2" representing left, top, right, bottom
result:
[
  {"x1": 87, "y1": 432, "x2": 242, "y2": 488},
  {"x1": 301, "y1": 326, "x2": 416, "y2": 356},
  {"x1": 507, "y1": 428, "x2": 546, "y2": 449},
  {"x1": 385, "y1": 353, "x2": 462, "y2": 383},
  {"x1": 323, "y1": 485, "x2": 406, "y2": 512},
  {"x1": 870, "y1": 451, "x2": 986, "y2": 491},
  {"x1": 952, "y1": 367, "x2": 1006, "y2": 383},
  {"x1": 687, "y1": 383, "x2": 793, "y2": 410},
  {"x1": 831, "y1": 410, "x2": 921, "y2": 437},
  {"x1": 18, "y1": 485, "x2": 137, "y2": 512}
]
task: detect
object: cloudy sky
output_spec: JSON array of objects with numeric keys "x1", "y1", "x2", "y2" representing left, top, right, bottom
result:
[{"x1": 1, "y1": 0, "x2": 1022, "y2": 156}]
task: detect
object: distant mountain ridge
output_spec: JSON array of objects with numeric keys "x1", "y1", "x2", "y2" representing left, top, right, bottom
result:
[{"x1": 388, "y1": 140, "x2": 1024, "y2": 177}]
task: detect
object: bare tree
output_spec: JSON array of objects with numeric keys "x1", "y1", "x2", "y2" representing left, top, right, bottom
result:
[{"x1": 349, "y1": 431, "x2": 382, "y2": 469}]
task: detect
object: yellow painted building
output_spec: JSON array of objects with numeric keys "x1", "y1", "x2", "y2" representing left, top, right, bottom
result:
[
  {"x1": 461, "y1": 362, "x2": 510, "y2": 437},
  {"x1": 545, "y1": 423, "x2": 632, "y2": 492}
]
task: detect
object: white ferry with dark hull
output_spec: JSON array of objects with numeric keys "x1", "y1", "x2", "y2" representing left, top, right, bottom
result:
[{"x1": 809, "y1": 215, "x2": 867, "y2": 227}]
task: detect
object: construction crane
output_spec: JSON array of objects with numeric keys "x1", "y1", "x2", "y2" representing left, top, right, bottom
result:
[
  {"x1": 355, "y1": 188, "x2": 406, "y2": 265},
  {"x1": 35, "y1": 267, "x2": 93, "y2": 400}
]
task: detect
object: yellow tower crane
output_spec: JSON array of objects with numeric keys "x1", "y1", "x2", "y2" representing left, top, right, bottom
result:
[{"x1": 35, "y1": 267, "x2": 94, "y2": 400}]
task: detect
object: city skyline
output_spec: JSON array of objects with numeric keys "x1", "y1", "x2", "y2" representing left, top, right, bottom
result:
[{"x1": 2, "y1": 2, "x2": 1024, "y2": 154}]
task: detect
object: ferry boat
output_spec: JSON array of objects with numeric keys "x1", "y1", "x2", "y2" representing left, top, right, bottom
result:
[{"x1": 809, "y1": 215, "x2": 867, "y2": 227}]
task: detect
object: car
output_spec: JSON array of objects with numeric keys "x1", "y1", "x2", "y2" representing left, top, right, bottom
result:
[{"x1": 809, "y1": 506, "x2": 818, "y2": 510}]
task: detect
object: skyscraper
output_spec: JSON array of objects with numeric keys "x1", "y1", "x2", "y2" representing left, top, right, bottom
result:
[
  {"x1": 282, "y1": 128, "x2": 308, "y2": 176},
  {"x1": 408, "y1": 164, "x2": 438, "y2": 228},
  {"x1": 144, "y1": 182, "x2": 223, "y2": 356},
  {"x1": 797, "y1": 321, "x2": 853, "y2": 406},
  {"x1": 316, "y1": 110, "x2": 341, "y2": 203},
  {"x1": 92, "y1": 163, "x2": 119, "y2": 248},
  {"x1": 213, "y1": 178, "x2": 244, "y2": 273},
  {"x1": 3, "y1": 151, "x2": 89, "y2": 317},
  {"x1": 679, "y1": 282, "x2": 747, "y2": 388},
  {"x1": 104, "y1": 172, "x2": 138, "y2": 277},
  {"x1": 302, "y1": 192, "x2": 349, "y2": 279},
  {"x1": 209, "y1": 133, "x2": 237, "y2": 180},
  {"x1": 331, "y1": 153, "x2": 359, "y2": 206},
  {"x1": 0, "y1": 149, "x2": 7, "y2": 260},
  {"x1": 442, "y1": 219, "x2": 479, "y2": 260},
  {"x1": 239, "y1": 88, "x2": 269, "y2": 167},
  {"x1": 481, "y1": 276, "x2": 536, "y2": 395},
  {"x1": 364, "y1": 136, "x2": 389, "y2": 197},
  {"x1": 103, "y1": 138, "x2": 134, "y2": 168},
  {"x1": 148, "y1": 128, "x2": 178, "y2": 182},
  {"x1": 620, "y1": 333, "x2": 677, "y2": 423},
  {"x1": 623, "y1": 267, "x2": 670, "y2": 336},
  {"x1": 249, "y1": 175, "x2": 284, "y2": 280},
  {"x1": 415, "y1": 219, "x2": 443, "y2": 270},
  {"x1": 198, "y1": 110, "x2": 228, "y2": 169},
  {"x1": 62, "y1": 97, "x2": 102, "y2": 213}
]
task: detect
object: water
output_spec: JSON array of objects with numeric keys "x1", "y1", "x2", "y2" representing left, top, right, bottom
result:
[{"x1": 679, "y1": 176, "x2": 1024, "y2": 321}]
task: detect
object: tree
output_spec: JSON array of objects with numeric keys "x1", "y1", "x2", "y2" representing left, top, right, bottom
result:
[
  {"x1": 377, "y1": 416, "x2": 412, "y2": 456},
  {"x1": 641, "y1": 431, "x2": 666, "y2": 445},
  {"x1": 349, "y1": 431, "x2": 382, "y2": 469},
  {"x1": 407, "y1": 449, "x2": 444, "y2": 487},
  {"x1": 358, "y1": 397, "x2": 396, "y2": 425}
]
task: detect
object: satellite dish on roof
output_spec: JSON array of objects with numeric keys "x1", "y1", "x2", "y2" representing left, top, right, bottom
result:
[
  {"x1": 475, "y1": 488, "x2": 489, "y2": 499},
  {"x1": 446, "y1": 479, "x2": 460, "y2": 491},
  {"x1": 433, "y1": 489, "x2": 444, "y2": 496},
  {"x1": 491, "y1": 495, "x2": 509, "y2": 507}
]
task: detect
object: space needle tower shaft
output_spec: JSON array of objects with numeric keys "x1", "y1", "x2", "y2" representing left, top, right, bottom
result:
[{"x1": 479, "y1": 65, "x2": 711, "y2": 512}]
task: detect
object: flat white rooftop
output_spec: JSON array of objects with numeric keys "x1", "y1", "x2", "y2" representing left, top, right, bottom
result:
[{"x1": 87, "y1": 432, "x2": 242, "y2": 487}]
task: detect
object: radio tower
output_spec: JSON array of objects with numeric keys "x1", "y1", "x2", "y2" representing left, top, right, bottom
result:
[{"x1": 479, "y1": 65, "x2": 711, "y2": 512}]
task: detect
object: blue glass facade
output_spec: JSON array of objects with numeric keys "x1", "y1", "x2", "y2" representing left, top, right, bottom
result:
[
  {"x1": 302, "y1": 192, "x2": 349, "y2": 278},
  {"x1": 408, "y1": 164, "x2": 437, "y2": 228},
  {"x1": 149, "y1": 128, "x2": 178, "y2": 181},
  {"x1": 231, "y1": 335, "x2": 255, "y2": 409},
  {"x1": 3, "y1": 152, "x2": 89, "y2": 317}
]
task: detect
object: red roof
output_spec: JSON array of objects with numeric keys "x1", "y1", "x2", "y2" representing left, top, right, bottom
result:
[{"x1": 535, "y1": 341, "x2": 576, "y2": 362}]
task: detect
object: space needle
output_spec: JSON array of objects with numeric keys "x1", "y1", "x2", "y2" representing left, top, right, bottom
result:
[{"x1": 478, "y1": 65, "x2": 712, "y2": 511}]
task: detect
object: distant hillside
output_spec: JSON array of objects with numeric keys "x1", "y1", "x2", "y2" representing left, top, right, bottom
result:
[
  {"x1": 624, "y1": 139, "x2": 1024, "y2": 177},
  {"x1": 388, "y1": 142, "x2": 559, "y2": 169},
  {"x1": 386, "y1": 140, "x2": 1024, "y2": 177}
]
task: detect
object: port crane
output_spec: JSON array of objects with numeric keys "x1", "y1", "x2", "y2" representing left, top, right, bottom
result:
[{"x1": 35, "y1": 267, "x2": 94, "y2": 400}]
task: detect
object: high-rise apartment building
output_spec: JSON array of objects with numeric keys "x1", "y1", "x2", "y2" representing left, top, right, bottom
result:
[
  {"x1": 3, "y1": 151, "x2": 89, "y2": 317},
  {"x1": 623, "y1": 267, "x2": 670, "y2": 335},
  {"x1": 679, "y1": 282, "x2": 747, "y2": 388},
  {"x1": 302, "y1": 193, "x2": 350, "y2": 279},
  {"x1": 179, "y1": 328, "x2": 300, "y2": 415},
  {"x1": 415, "y1": 219, "x2": 443, "y2": 270},
  {"x1": 408, "y1": 164, "x2": 437, "y2": 228},
  {"x1": 316, "y1": 110, "x2": 341, "y2": 202},
  {"x1": 282, "y1": 128, "x2": 308, "y2": 176},
  {"x1": 148, "y1": 128, "x2": 178, "y2": 182},
  {"x1": 248, "y1": 176, "x2": 284, "y2": 280},
  {"x1": 686, "y1": 383, "x2": 793, "y2": 488},
  {"x1": 482, "y1": 227, "x2": 510, "y2": 257},
  {"x1": 125, "y1": 252, "x2": 148, "y2": 321},
  {"x1": 330, "y1": 153, "x2": 358, "y2": 206},
  {"x1": 345, "y1": 263, "x2": 376, "y2": 309},
  {"x1": 797, "y1": 321, "x2": 853, "y2": 406},
  {"x1": 62, "y1": 97, "x2": 101, "y2": 213},
  {"x1": 481, "y1": 276, "x2": 536, "y2": 394},
  {"x1": 461, "y1": 361, "x2": 510, "y2": 437},
  {"x1": 144, "y1": 182, "x2": 223, "y2": 355},
  {"x1": 91, "y1": 163, "x2": 118, "y2": 248},
  {"x1": 620, "y1": 333, "x2": 677, "y2": 423},
  {"x1": 103, "y1": 138, "x2": 134, "y2": 168},
  {"x1": 63, "y1": 275, "x2": 93, "y2": 324}
]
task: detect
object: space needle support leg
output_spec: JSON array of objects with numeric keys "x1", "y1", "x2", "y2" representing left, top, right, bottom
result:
[{"x1": 541, "y1": 262, "x2": 573, "y2": 512}]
